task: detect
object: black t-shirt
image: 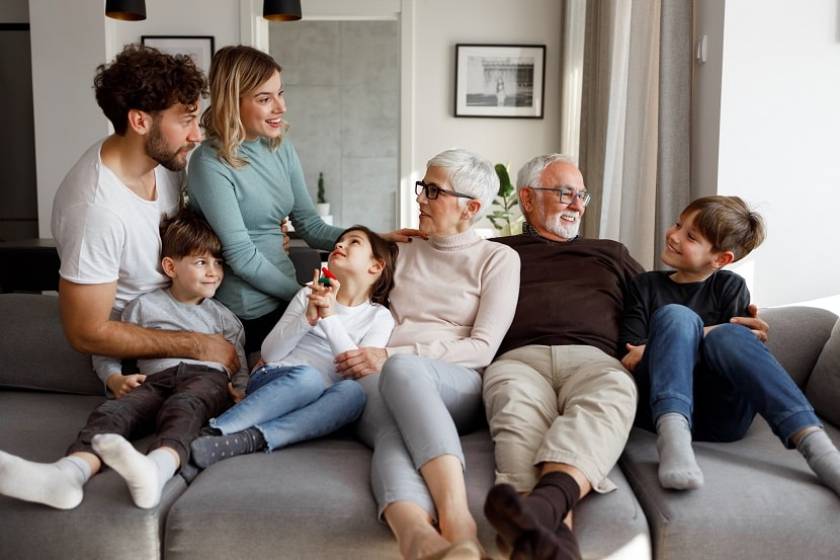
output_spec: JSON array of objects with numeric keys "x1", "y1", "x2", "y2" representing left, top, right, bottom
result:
[
  {"x1": 494, "y1": 232, "x2": 644, "y2": 358},
  {"x1": 618, "y1": 269, "x2": 750, "y2": 355}
]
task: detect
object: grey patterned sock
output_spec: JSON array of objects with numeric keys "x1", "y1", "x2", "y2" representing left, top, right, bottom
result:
[{"x1": 190, "y1": 428, "x2": 266, "y2": 469}]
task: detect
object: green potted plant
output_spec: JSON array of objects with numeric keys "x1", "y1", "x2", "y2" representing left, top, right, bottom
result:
[
  {"x1": 316, "y1": 172, "x2": 330, "y2": 217},
  {"x1": 487, "y1": 163, "x2": 523, "y2": 236}
]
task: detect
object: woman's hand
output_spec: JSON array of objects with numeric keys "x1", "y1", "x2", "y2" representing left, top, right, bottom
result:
[
  {"x1": 730, "y1": 303, "x2": 769, "y2": 343},
  {"x1": 281, "y1": 217, "x2": 291, "y2": 255},
  {"x1": 621, "y1": 343, "x2": 645, "y2": 373},
  {"x1": 335, "y1": 347, "x2": 388, "y2": 379},
  {"x1": 381, "y1": 229, "x2": 428, "y2": 243}
]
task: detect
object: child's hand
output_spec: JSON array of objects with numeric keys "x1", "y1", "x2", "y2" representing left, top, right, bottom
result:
[
  {"x1": 305, "y1": 269, "x2": 320, "y2": 326},
  {"x1": 106, "y1": 373, "x2": 147, "y2": 399},
  {"x1": 227, "y1": 383, "x2": 245, "y2": 403},
  {"x1": 621, "y1": 343, "x2": 645, "y2": 373},
  {"x1": 309, "y1": 277, "x2": 340, "y2": 319}
]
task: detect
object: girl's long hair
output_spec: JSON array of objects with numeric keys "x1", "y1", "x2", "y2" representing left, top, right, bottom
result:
[
  {"x1": 338, "y1": 226, "x2": 399, "y2": 308},
  {"x1": 201, "y1": 45, "x2": 285, "y2": 168}
]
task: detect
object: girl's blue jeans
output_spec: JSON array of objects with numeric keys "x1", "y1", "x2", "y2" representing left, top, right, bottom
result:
[
  {"x1": 634, "y1": 304, "x2": 820, "y2": 447},
  {"x1": 210, "y1": 364, "x2": 366, "y2": 451}
]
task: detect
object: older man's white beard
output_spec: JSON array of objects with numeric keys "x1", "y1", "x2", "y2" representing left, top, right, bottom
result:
[{"x1": 541, "y1": 209, "x2": 581, "y2": 240}]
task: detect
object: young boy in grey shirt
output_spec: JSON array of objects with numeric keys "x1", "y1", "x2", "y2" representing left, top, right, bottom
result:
[{"x1": 0, "y1": 209, "x2": 247, "y2": 510}]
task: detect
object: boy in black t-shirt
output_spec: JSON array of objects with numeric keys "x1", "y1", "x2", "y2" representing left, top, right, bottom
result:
[{"x1": 620, "y1": 196, "x2": 840, "y2": 496}]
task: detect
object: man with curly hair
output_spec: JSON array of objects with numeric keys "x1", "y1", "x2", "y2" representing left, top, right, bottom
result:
[{"x1": 50, "y1": 45, "x2": 240, "y2": 408}]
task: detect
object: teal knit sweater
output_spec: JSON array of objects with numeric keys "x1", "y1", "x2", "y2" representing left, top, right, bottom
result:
[{"x1": 187, "y1": 138, "x2": 342, "y2": 319}]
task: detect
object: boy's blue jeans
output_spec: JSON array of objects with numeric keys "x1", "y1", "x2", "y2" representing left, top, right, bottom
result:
[
  {"x1": 210, "y1": 364, "x2": 366, "y2": 451},
  {"x1": 634, "y1": 304, "x2": 820, "y2": 447}
]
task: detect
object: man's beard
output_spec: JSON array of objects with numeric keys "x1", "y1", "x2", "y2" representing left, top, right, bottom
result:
[
  {"x1": 540, "y1": 207, "x2": 581, "y2": 240},
  {"x1": 145, "y1": 122, "x2": 192, "y2": 171}
]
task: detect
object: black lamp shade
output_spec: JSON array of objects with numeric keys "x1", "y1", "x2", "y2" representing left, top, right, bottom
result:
[
  {"x1": 264, "y1": 0, "x2": 302, "y2": 21},
  {"x1": 105, "y1": 0, "x2": 147, "y2": 21}
]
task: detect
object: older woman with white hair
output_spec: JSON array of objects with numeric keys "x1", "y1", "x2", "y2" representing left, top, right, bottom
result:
[{"x1": 335, "y1": 149, "x2": 521, "y2": 560}]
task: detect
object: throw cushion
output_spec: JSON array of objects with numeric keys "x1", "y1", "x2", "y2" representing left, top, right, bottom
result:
[{"x1": 806, "y1": 316, "x2": 840, "y2": 425}]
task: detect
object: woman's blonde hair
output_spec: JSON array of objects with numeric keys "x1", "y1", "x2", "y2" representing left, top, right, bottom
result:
[{"x1": 201, "y1": 45, "x2": 285, "y2": 168}]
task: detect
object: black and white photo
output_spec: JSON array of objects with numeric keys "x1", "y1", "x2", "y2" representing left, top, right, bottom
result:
[{"x1": 454, "y1": 44, "x2": 546, "y2": 118}]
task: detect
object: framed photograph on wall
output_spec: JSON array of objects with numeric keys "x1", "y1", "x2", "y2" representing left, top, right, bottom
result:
[
  {"x1": 141, "y1": 35, "x2": 215, "y2": 77},
  {"x1": 454, "y1": 44, "x2": 546, "y2": 118}
]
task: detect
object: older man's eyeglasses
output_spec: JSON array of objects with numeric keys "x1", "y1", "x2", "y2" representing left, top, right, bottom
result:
[
  {"x1": 415, "y1": 181, "x2": 476, "y2": 201},
  {"x1": 530, "y1": 186, "x2": 592, "y2": 207}
]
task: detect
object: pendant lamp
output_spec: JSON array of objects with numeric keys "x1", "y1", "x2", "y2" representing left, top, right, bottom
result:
[
  {"x1": 264, "y1": 0, "x2": 302, "y2": 21},
  {"x1": 105, "y1": 0, "x2": 147, "y2": 21}
]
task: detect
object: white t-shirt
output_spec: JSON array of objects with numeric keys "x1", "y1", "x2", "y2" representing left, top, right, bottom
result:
[
  {"x1": 51, "y1": 140, "x2": 183, "y2": 311},
  {"x1": 260, "y1": 287, "x2": 395, "y2": 386}
]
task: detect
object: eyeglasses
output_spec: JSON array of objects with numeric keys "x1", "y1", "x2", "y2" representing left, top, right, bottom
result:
[
  {"x1": 530, "y1": 186, "x2": 591, "y2": 207},
  {"x1": 415, "y1": 180, "x2": 476, "y2": 201}
]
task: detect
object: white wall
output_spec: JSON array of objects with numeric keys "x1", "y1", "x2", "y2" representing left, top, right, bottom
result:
[
  {"x1": 30, "y1": 0, "x2": 110, "y2": 237},
  {"x1": 690, "y1": 0, "x2": 724, "y2": 200},
  {"x1": 0, "y1": 0, "x2": 29, "y2": 22},
  {"x1": 32, "y1": 0, "x2": 564, "y2": 237},
  {"x1": 30, "y1": 0, "x2": 243, "y2": 237},
  {"x1": 412, "y1": 0, "x2": 563, "y2": 188},
  {"x1": 697, "y1": 0, "x2": 840, "y2": 306},
  {"x1": 106, "y1": 0, "x2": 241, "y2": 59}
]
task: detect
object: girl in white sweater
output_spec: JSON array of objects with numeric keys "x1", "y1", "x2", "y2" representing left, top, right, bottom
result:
[{"x1": 190, "y1": 226, "x2": 397, "y2": 467}]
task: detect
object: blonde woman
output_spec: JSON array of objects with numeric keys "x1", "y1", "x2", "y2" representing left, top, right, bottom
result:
[{"x1": 187, "y1": 46, "x2": 344, "y2": 353}]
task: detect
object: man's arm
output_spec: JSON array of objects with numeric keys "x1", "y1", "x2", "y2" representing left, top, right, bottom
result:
[{"x1": 58, "y1": 278, "x2": 240, "y2": 372}]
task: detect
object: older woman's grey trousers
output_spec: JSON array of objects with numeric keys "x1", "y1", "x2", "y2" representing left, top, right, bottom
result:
[{"x1": 355, "y1": 354, "x2": 482, "y2": 520}]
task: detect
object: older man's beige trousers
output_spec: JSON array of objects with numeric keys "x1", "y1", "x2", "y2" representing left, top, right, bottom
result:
[{"x1": 483, "y1": 344, "x2": 637, "y2": 493}]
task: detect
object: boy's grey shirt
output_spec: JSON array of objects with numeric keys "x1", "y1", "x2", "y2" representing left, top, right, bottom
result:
[{"x1": 92, "y1": 288, "x2": 249, "y2": 391}]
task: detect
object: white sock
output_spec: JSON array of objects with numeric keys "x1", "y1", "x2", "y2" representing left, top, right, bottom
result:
[
  {"x1": 798, "y1": 429, "x2": 840, "y2": 497},
  {"x1": 656, "y1": 413, "x2": 704, "y2": 490},
  {"x1": 92, "y1": 434, "x2": 176, "y2": 509},
  {"x1": 0, "y1": 450, "x2": 91, "y2": 509},
  {"x1": 148, "y1": 448, "x2": 178, "y2": 500}
]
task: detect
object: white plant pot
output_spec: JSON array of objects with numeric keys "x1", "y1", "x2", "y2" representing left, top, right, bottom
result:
[{"x1": 316, "y1": 203, "x2": 330, "y2": 217}]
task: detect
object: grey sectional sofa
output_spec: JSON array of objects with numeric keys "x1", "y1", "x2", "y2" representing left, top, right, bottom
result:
[{"x1": 0, "y1": 293, "x2": 837, "y2": 560}]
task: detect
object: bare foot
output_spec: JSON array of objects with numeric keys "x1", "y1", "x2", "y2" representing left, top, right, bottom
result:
[
  {"x1": 438, "y1": 509, "x2": 478, "y2": 544},
  {"x1": 407, "y1": 528, "x2": 451, "y2": 560}
]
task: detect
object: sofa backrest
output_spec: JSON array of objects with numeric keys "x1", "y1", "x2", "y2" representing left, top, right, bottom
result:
[
  {"x1": 805, "y1": 316, "x2": 840, "y2": 426},
  {"x1": 0, "y1": 293, "x2": 103, "y2": 395},
  {"x1": 761, "y1": 306, "x2": 838, "y2": 388}
]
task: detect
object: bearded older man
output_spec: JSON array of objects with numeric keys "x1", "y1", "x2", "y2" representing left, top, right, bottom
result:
[{"x1": 481, "y1": 154, "x2": 769, "y2": 559}]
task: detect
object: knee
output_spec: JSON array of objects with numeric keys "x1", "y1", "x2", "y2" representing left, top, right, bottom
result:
[
  {"x1": 379, "y1": 354, "x2": 428, "y2": 397},
  {"x1": 651, "y1": 304, "x2": 702, "y2": 330},
  {"x1": 165, "y1": 391, "x2": 207, "y2": 413},
  {"x1": 332, "y1": 380, "x2": 367, "y2": 412},
  {"x1": 584, "y1": 368, "x2": 639, "y2": 417},
  {"x1": 289, "y1": 365, "x2": 326, "y2": 395},
  {"x1": 702, "y1": 323, "x2": 755, "y2": 363}
]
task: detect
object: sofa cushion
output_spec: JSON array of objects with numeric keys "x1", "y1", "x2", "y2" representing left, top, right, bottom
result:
[
  {"x1": 0, "y1": 391, "x2": 187, "y2": 560},
  {"x1": 806, "y1": 316, "x2": 840, "y2": 425},
  {"x1": 0, "y1": 294, "x2": 102, "y2": 395},
  {"x1": 620, "y1": 420, "x2": 840, "y2": 560},
  {"x1": 761, "y1": 306, "x2": 838, "y2": 387},
  {"x1": 165, "y1": 430, "x2": 651, "y2": 560}
]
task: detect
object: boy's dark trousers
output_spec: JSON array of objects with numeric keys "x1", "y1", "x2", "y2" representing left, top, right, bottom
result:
[{"x1": 67, "y1": 362, "x2": 233, "y2": 466}]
